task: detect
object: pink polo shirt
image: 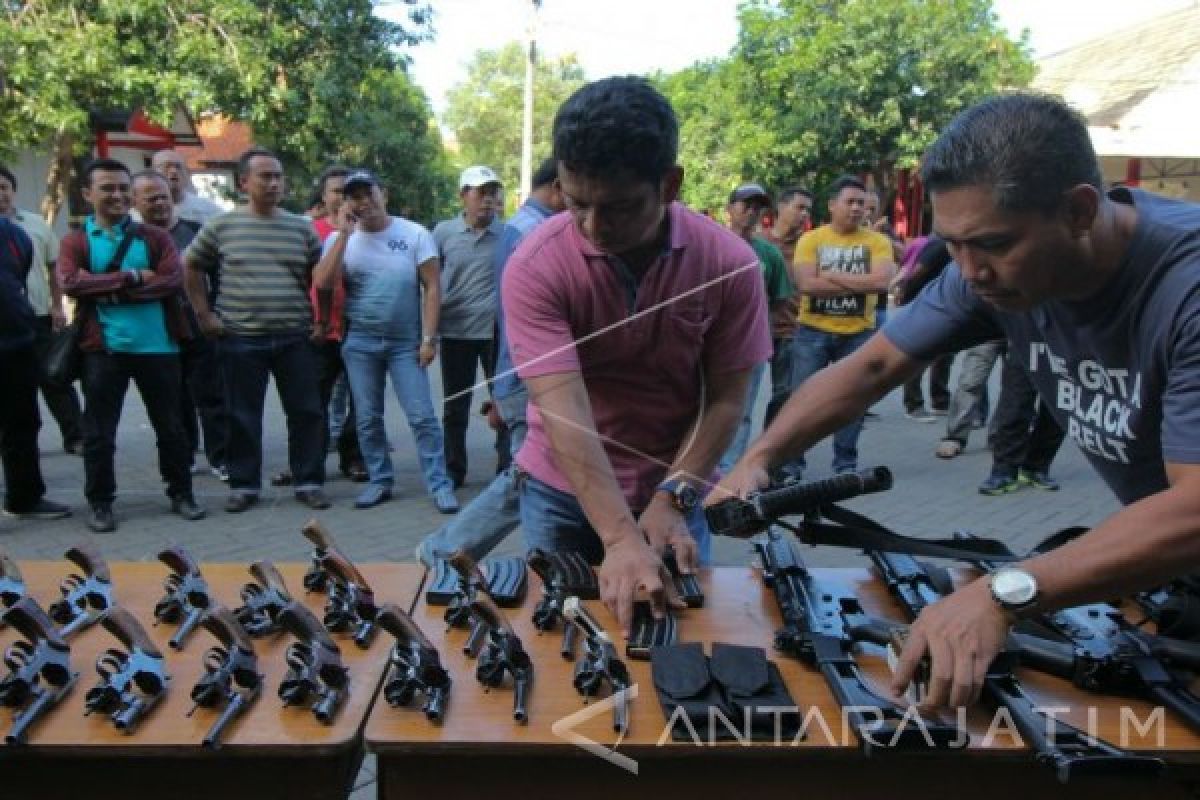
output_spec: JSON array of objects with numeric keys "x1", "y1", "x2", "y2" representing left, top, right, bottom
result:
[{"x1": 503, "y1": 202, "x2": 771, "y2": 511}]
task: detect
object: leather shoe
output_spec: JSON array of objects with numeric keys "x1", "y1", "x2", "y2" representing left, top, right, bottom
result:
[
  {"x1": 354, "y1": 484, "x2": 392, "y2": 509},
  {"x1": 224, "y1": 493, "x2": 258, "y2": 513},
  {"x1": 171, "y1": 495, "x2": 207, "y2": 521},
  {"x1": 295, "y1": 489, "x2": 331, "y2": 510},
  {"x1": 341, "y1": 463, "x2": 369, "y2": 483},
  {"x1": 87, "y1": 504, "x2": 117, "y2": 533}
]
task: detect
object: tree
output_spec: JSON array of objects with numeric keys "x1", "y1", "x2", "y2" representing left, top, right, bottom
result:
[
  {"x1": 442, "y1": 42, "x2": 586, "y2": 197},
  {"x1": 659, "y1": 0, "x2": 1034, "y2": 213}
]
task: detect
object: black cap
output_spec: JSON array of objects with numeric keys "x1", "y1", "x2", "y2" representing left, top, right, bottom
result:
[
  {"x1": 343, "y1": 170, "x2": 381, "y2": 193},
  {"x1": 729, "y1": 183, "x2": 771, "y2": 205}
]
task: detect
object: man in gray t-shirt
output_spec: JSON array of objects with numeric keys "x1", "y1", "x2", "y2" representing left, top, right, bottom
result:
[
  {"x1": 431, "y1": 165, "x2": 506, "y2": 488},
  {"x1": 711, "y1": 92, "x2": 1200, "y2": 713}
]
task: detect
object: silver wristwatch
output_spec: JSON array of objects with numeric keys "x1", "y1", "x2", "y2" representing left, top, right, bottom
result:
[{"x1": 988, "y1": 567, "x2": 1040, "y2": 615}]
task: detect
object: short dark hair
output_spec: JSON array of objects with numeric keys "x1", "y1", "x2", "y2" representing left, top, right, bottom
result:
[
  {"x1": 531, "y1": 157, "x2": 558, "y2": 189},
  {"x1": 236, "y1": 146, "x2": 280, "y2": 184},
  {"x1": 309, "y1": 165, "x2": 350, "y2": 209},
  {"x1": 778, "y1": 186, "x2": 813, "y2": 205},
  {"x1": 828, "y1": 175, "x2": 866, "y2": 199},
  {"x1": 0, "y1": 164, "x2": 16, "y2": 191},
  {"x1": 130, "y1": 169, "x2": 169, "y2": 190},
  {"x1": 920, "y1": 92, "x2": 1103, "y2": 214},
  {"x1": 552, "y1": 76, "x2": 678, "y2": 185},
  {"x1": 82, "y1": 158, "x2": 131, "y2": 186}
]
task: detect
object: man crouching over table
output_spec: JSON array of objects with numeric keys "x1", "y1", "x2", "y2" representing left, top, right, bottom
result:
[
  {"x1": 711, "y1": 92, "x2": 1200, "y2": 712},
  {"x1": 502, "y1": 76, "x2": 771, "y2": 636}
]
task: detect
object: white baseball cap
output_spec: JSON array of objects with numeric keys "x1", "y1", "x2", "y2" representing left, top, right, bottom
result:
[{"x1": 459, "y1": 165, "x2": 502, "y2": 190}]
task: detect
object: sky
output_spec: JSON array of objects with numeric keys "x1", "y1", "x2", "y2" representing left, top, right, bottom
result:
[{"x1": 384, "y1": 0, "x2": 1197, "y2": 117}]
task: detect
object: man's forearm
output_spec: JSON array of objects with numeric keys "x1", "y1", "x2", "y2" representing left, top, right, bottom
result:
[
  {"x1": 746, "y1": 333, "x2": 920, "y2": 470},
  {"x1": 418, "y1": 261, "x2": 441, "y2": 337},
  {"x1": 185, "y1": 264, "x2": 212, "y2": 316},
  {"x1": 825, "y1": 265, "x2": 895, "y2": 293},
  {"x1": 665, "y1": 368, "x2": 751, "y2": 487}
]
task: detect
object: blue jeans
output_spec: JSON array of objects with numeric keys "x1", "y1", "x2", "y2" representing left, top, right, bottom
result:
[
  {"x1": 790, "y1": 325, "x2": 874, "y2": 474},
  {"x1": 718, "y1": 361, "x2": 767, "y2": 473},
  {"x1": 219, "y1": 333, "x2": 325, "y2": 493},
  {"x1": 519, "y1": 474, "x2": 712, "y2": 566},
  {"x1": 419, "y1": 387, "x2": 528, "y2": 562},
  {"x1": 341, "y1": 333, "x2": 451, "y2": 494}
]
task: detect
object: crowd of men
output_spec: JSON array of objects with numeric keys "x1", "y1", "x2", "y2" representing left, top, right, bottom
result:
[{"x1": 3, "y1": 78, "x2": 1200, "y2": 713}]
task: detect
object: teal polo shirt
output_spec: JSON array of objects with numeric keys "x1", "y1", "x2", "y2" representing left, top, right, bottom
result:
[{"x1": 86, "y1": 216, "x2": 176, "y2": 354}]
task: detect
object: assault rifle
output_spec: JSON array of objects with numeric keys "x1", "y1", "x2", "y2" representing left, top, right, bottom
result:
[
  {"x1": 869, "y1": 546, "x2": 1165, "y2": 781},
  {"x1": 48, "y1": 541, "x2": 114, "y2": 638},
  {"x1": 469, "y1": 594, "x2": 533, "y2": 723},
  {"x1": 234, "y1": 560, "x2": 294, "y2": 637},
  {"x1": 0, "y1": 597, "x2": 78, "y2": 745},
  {"x1": 0, "y1": 547, "x2": 27, "y2": 626},
  {"x1": 563, "y1": 596, "x2": 631, "y2": 734},
  {"x1": 707, "y1": 468, "x2": 894, "y2": 538},
  {"x1": 1135, "y1": 574, "x2": 1200, "y2": 640},
  {"x1": 154, "y1": 546, "x2": 213, "y2": 650},
  {"x1": 959, "y1": 532, "x2": 1200, "y2": 733},
  {"x1": 85, "y1": 608, "x2": 170, "y2": 732},
  {"x1": 189, "y1": 606, "x2": 263, "y2": 749},
  {"x1": 756, "y1": 528, "x2": 965, "y2": 753},
  {"x1": 277, "y1": 601, "x2": 349, "y2": 724},
  {"x1": 301, "y1": 520, "x2": 380, "y2": 648},
  {"x1": 378, "y1": 603, "x2": 451, "y2": 723},
  {"x1": 527, "y1": 548, "x2": 599, "y2": 660}
]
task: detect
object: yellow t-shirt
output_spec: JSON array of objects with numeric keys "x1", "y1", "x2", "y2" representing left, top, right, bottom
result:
[{"x1": 794, "y1": 226, "x2": 893, "y2": 335}]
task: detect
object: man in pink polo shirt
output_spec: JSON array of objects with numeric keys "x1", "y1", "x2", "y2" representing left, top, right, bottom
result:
[{"x1": 503, "y1": 76, "x2": 771, "y2": 633}]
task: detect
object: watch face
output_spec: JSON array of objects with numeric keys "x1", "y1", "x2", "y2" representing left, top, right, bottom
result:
[
  {"x1": 677, "y1": 485, "x2": 700, "y2": 510},
  {"x1": 992, "y1": 568, "x2": 1038, "y2": 606}
]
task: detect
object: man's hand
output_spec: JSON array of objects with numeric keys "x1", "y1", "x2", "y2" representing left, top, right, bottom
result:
[
  {"x1": 598, "y1": 535, "x2": 674, "y2": 638},
  {"x1": 337, "y1": 206, "x2": 358, "y2": 236},
  {"x1": 419, "y1": 340, "x2": 437, "y2": 368},
  {"x1": 49, "y1": 304, "x2": 67, "y2": 332},
  {"x1": 310, "y1": 320, "x2": 328, "y2": 344},
  {"x1": 198, "y1": 310, "x2": 225, "y2": 339},
  {"x1": 890, "y1": 578, "x2": 1011, "y2": 710},
  {"x1": 705, "y1": 453, "x2": 772, "y2": 506},
  {"x1": 638, "y1": 495, "x2": 699, "y2": 573}
]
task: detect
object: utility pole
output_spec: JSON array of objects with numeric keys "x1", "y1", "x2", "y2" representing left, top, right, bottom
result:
[{"x1": 519, "y1": 0, "x2": 542, "y2": 201}]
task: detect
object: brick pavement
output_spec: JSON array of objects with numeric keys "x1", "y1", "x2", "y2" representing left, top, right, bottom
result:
[{"x1": 1, "y1": 360, "x2": 1119, "y2": 798}]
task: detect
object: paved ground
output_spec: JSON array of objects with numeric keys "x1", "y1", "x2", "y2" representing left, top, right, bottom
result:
[{"x1": 0, "y1": 359, "x2": 1119, "y2": 797}]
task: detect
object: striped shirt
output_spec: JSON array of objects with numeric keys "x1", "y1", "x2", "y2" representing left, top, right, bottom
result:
[{"x1": 186, "y1": 209, "x2": 321, "y2": 335}]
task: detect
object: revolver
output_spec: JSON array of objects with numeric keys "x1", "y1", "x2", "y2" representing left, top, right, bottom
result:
[
  {"x1": 563, "y1": 596, "x2": 631, "y2": 734},
  {"x1": 85, "y1": 607, "x2": 170, "y2": 733},
  {"x1": 277, "y1": 601, "x2": 349, "y2": 724},
  {"x1": 0, "y1": 596, "x2": 79, "y2": 745},
  {"x1": 527, "y1": 548, "x2": 599, "y2": 660},
  {"x1": 234, "y1": 559, "x2": 294, "y2": 637},
  {"x1": 377, "y1": 603, "x2": 451, "y2": 723},
  {"x1": 189, "y1": 606, "x2": 263, "y2": 749},
  {"x1": 301, "y1": 520, "x2": 380, "y2": 648},
  {"x1": 0, "y1": 547, "x2": 27, "y2": 626},
  {"x1": 469, "y1": 594, "x2": 533, "y2": 724},
  {"x1": 154, "y1": 546, "x2": 213, "y2": 650},
  {"x1": 48, "y1": 541, "x2": 115, "y2": 638}
]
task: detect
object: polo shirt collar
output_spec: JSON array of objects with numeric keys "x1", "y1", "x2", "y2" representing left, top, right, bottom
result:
[
  {"x1": 454, "y1": 212, "x2": 503, "y2": 237},
  {"x1": 86, "y1": 214, "x2": 132, "y2": 236},
  {"x1": 523, "y1": 198, "x2": 554, "y2": 219},
  {"x1": 573, "y1": 201, "x2": 685, "y2": 260}
]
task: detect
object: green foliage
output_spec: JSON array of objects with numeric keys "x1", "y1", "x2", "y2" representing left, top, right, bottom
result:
[
  {"x1": 442, "y1": 42, "x2": 586, "y2": 193},
  {"x1": 658, "y1": 0, "x2": 1034, "y2": 213}
]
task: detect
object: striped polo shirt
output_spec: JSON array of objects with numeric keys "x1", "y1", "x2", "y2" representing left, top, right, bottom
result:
[{"x1": 185, "y1": 209, "x2": 321, "y2": 335}]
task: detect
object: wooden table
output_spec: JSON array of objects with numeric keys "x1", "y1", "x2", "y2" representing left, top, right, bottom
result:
[
  {"x1": 366, "y1": 566, "x2": 1200, "y2": 800},
  {"x1": 0, "y1": 560, "x2": 423, "y2": 800}
]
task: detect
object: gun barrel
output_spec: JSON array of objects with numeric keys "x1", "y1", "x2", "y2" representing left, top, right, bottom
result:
[
  {"x1": 560, "y1": 623, "x2": 578, "y2": 661},
  {"x1": 113, "y1": 695, "x2": 156, "y2": 732},
  {"x1": 352, "y1": 618, "x2": 378, "y2": 650},
  {"x1": 202, "y1": 692, "x2": 249, "y2": 750},
  {"x1": 425, "y1": 687, "x2": 447, "y2": 722},
  {"x1": 313, "y1": 687, "x2": 345, "y2": 725},
  {"x1": 5, "y1": 688, "x2": 53, "y2": 745},
  {"x1": 513, "y1": 675, "x2": 530, "y2": 723},
  {"x1": 613, "y1": 687, "x2": 629, "y2": 734},
  {"x1": 169, "y1": 607, "x2": 206, "y2": 650}
]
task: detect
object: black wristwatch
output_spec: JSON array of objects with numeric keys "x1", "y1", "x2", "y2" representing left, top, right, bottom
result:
[{"x1": 657, "y1": 475, "x2": 699, "y2": 514}]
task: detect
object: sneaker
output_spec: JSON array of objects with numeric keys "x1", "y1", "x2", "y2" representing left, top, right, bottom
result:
[
  {"x1": 170, "y1": 495, "x2": 207, "y2": 521},
  {"x1": 904, "y1": 409, "x2": 937, "y2": 423},
  {"x1": 225, "y1": 493, "x2": 258, "y2": 513},
  {"x1": 1018, "y1": 469, "x2": 1060, "y2": 491},
  {"x1": 271, "y1": 471, "x2": 294, "y2": 487},
  {"x1": 87, "y1": 504, "x2": 117, "y2": 533},
  {"x1": 296, "y1": 489, "x2": 331, "y2": 510},
  {"x1": 930, "y1": 407, "x2": 949, "y2": 416},
  {"x1": 433, "y1": 487, "x2": 459, "y2": 514},
  {"x1": 354, "y1": 484, "x2": 392, "y2": 509},
  {"x1": 210, "y1": 465, "x2": 230, "y2": 482},
  {"x1": 3, "y1": 499, "x2": 71, "y2": 520},
  {"x1": 935, "y1": 439, "x2": 963, "y2": 459},
  {"x1": 415, "y1": 537, "x2": 437, "y2": 569},
  {"x1": 978, "y1": 472, "x2": 1020, "y2": 496}
]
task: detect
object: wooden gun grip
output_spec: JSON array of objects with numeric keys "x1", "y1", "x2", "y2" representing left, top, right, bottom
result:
[
  {"x1": 321, "y1": 550, "x2": 372, "y2": 593},
  {"x1": 249, "y1": 560, "x2": 292, "y2": 600},
  {"x1": 279, "y1": 601, "x2": 341, "y2": 654},
  {"x1": 377, "y1": 603, "x2": 436, "y2": 651},
  {"x1": 525, "y1": 548, "x2": 554, "y2": 585},
  {"x1": 3, "y1": 596, "x2": 68, "y2": 649},
  {"x1": 201, "y1": 606, "x2": 256, "y2": 653},
  {"x1": 157, "y1": 545, "x2": 200, "y2": 577},
  {"x1": 0, "y1": 546, "x2": 24, "y2": 583},
  {"x1": 65, "y1": 540, "x2": 111, "y2": 582},
  {"x1": 101, "y1": 608, "x2": 163, "y2": 657},
  {"x1": 301, "y1": 519, "x2": 337, "y2": 551},
  {"x1": 448, "y1": 549, "x2": 487, "y2": 588},
  {"x1": 469, "y1": 593, "x2": 515, "y2": 637}
]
